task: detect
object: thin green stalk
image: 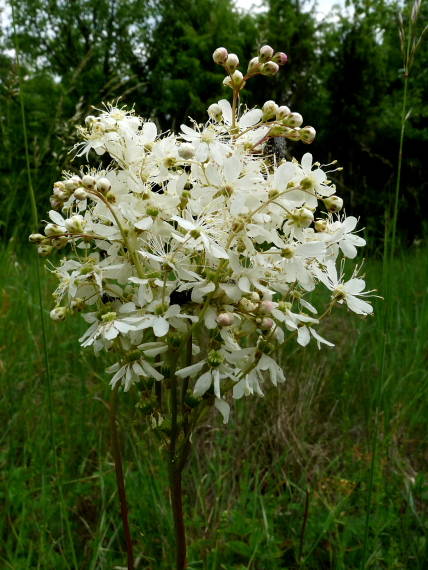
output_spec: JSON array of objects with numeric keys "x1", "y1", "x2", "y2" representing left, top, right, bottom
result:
[
  {"x1": 390, "y1": 75, "x2": 408, "y2": 259},
  {"x1": 11, "y1": 2, "x2": 78, "y2": 567}
]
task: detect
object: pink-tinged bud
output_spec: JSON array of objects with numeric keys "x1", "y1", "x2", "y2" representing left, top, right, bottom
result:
[
  {"x1": 217, "y1": 312, "x2": 234, "y2": 327},
  {"x1": 261, "y1": 61, "x2": 279, "y2": 76},
  {"x1": 259, "y1": 44, "x2": 274, "y2": 63},
  {"x1": 272, "y1": 52, "x2": 288, "y2": 66},
  {"x1": 247, "y1": 56, "x2": 261, "y2": 74},
  {"x1": 260, "y1": 300, "x2": 275, "y2": 313},
  {"x1": 260, "y1": 317, "x2": 274, "y2": 330},
  {"x1": 300, "y1": 126, "x2": 316, "y2": 144},
  {"x1": 213, "y1": 47, "x2": 228, "y2": 65},
  {"x1": 262, "y1": 100, "x2": 278, "y2": 120},
  {"x1": 323, "y1": 195, "x2": 343, "y2": 212},
  {"x1": 286, "y1": 112, "x2": 303, "y2": 127},
  {"x1": 50, "y1": 196, "x2": 62, "y2": 210},
  {"x1": 276, "y1": 105, "x2": 291, "y2": 120},
  {"x1": 225, "y1": 53, "x2": 239, "y2": 72}
]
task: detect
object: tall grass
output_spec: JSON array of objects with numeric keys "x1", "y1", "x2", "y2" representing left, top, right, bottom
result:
[{"x1": 1, "y1": 244, "x2": 427, "y2": 568}]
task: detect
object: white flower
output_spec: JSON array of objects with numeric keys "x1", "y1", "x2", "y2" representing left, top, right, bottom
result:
[
  {"x1": 316, "y1": 262, "x2": 373, "y2": 315},
  {"x1": 107, "y1": 342, "x2": 168, "y2": 391},
  {"x1": 180, "y1": 123, "x2": 230, "y2": 163}
]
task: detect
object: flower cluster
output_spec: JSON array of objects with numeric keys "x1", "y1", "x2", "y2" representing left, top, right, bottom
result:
[{"x1": 30, "y1": 45, "x2": 372, "y2": 423}]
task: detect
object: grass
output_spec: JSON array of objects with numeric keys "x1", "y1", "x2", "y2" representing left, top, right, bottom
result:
[{"x1": 1, "y1": 242, "x2": 428, "y2": 569}]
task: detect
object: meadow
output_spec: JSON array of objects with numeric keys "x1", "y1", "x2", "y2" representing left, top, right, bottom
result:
[{"x1": 1, "y1": 241, "x2": 427, "y2": 569}]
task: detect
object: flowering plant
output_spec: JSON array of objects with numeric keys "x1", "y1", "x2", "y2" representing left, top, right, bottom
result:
[{"x1": 30, "y1": 45, "x2": 372, "y2": 568}]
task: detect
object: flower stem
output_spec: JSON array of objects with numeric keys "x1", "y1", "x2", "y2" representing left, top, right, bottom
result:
[
  {"x1": 169, "y1": 376, "x2": 187, "y2": 569},
  {"x1": 110, "y1": 385, "x2": 134, "y2": 570}
]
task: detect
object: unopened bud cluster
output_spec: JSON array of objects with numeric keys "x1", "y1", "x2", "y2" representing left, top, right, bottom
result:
[{"x1": 31, "y1": 46, "x2": 372, "y2": 423}]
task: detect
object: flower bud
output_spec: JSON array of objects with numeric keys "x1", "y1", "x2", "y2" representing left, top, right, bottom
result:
[
  {"x1": 225, "y1": 53, "x2": 239, "y2": 72},
  {"x1": 50, "y1": 306, "x2": 67, "y2": 321},
  {"x1": 272, "y1": 52, "x2": 288, "y2": 66},
  {"x1": 73, "y1": 187, "x2": 88, "y2": 201},
  {"x1": 45, "y1": 223, "x2": 64, "y2": 237},
  {"x1": 230, "y1": 70, "x2": 244, "y2": 87},
  {"x1": 262, "y1": 100, "x2": 278, "y2": 120},
  {"x1": 37, "y1": 244, "x2": 53, "y2": 257},
  {"x1": 96, "y1": 177, "x2": 111, "y2": 193},
  {"x1": 269, "y1": 125, "x2": 291, "y2": 137},
  {"x1": 300, "y1": 126, "x2": 316, "y2": 144},
  {"x1": 70, "y1": 298, "x2": 85, "y2": 312},
  {"x1": 261, "y1": 61, "x2": 279, "y2": 76},
  {"x1": 29, "y1": 233, "x2": 45, "y2": 244},
  {"x1": 53, "y1": 185, "x2": 66, "y2": 199},
  {"x1": 239, "y1": 298, "x2": 258, "y2": 313},
  {"x1": 286, "y1": 128, "x2": 301, "y2": 141},
  {"x1": 217, "y1": 312, "x2": 234, "y2": 327},
  {"x1": 81, "y1": 174, "x2": 96, "y2": 188},
  {"x1": 207, "y1": 103, "x2": 223, "y2": 122},
  {"x1": 315, "y1": 219, "x2": 328, "y2": 232},
  {"x1": 260, "y1": 300, "x2": 275, "y2": 313},
  {"x1": 291, "y1": 207, "x2": 314, "y2": 228},
  {"x1": 276, "y1": 105, "x2": 291, "y2": 120},
  {"x1": 212, "y1": 47, "x2": 228, "y2": 65},
  {"x1": 51, "y1": 236, "x2": 68, "y2": 249},
  {"x1": 285, "y1": 112, "x2": 303, "y2": 128},
  {"x1": 247, "y1": 57, "x2": 261, "y2": 74},
  {"x1": 249, "y1": 291, "x2": 260, "y2": 302},
  {"x1": 259, "y1": 45, "x2": 274, "y2": 63},
  {"x1": 65, "y1": 214, "x2": 85, "y2": 233},
  {"x1": 260, "y1": 317, "x2": 274, "y2": 330},
  {"x1": 323, "y1": 195, "x2": 343, "y2": 212},
  {"x1": 178, "y1": 143, "x2": 195, "y2": 160},
  {"x1": 85, "y1": 115, "x2": 96, "y2": 127},
  {"x1": 64, "y1": 175, "x2": 81, "y2": 192},
  {"x1": 49, "y1": 196, "x2": 62, "y2": 210}
]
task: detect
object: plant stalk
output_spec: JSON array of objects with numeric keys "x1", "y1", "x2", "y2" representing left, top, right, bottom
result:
[
  {"x1": 110, "y1": 385, "x2": 134, "y2": 570},
  {"x1": 390, "y1": 74, "x2": 408, "y2": 259},
  {"x1": 169, "y1": 376, "x2": 187, "y2": 569}
]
